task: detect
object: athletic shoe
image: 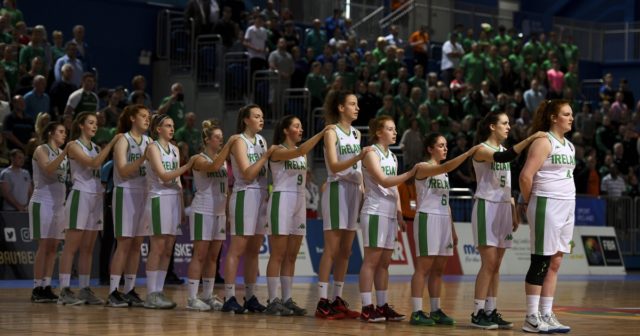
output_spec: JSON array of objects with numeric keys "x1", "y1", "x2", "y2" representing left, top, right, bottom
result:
[
  {"x1": 332, "y1": 296, "x2": 360, "y2": 319},
  {"x1": 222, "y1": 296, "x2": 247, "y2": 314},
  {"x1": 409, "y1": 310, "x2": 435, "y2": 326},
  {"x1": 470, "y1": 309, "x2": 498, "y2": 329},
  {"x1": 124, "y1": 289, "x2": 145, "y2": 307},
  {"x1": 165, "y1": 272, "x2": 184, "y2": 285},
  {"x1": 315, "y1": 298, "x2": 345, "y2": 320},
  {"x1": 78, "y1": 287, "x2": 105, "y2": 305},
  {"x1": 107, "y1": 290, "x2": 129, "y2": 308},
  {"x1": 522, "y1": 312, "x2": 554, "y2": 333},
  {"x1": 42, "y1": 286, "x2": 59, "y2": 303},
  {"x1": 157, "y1": 292, "x2": 177, "y2": 309},
  {"x1": 430, "y1": 309, "x2": 456, "y2": 325},
  {"x1": 360, "y1": 304, "x2": 385, "y2": 323},
  {"x1": 244, "y1": 295, "x2": 267, "y2": 313},
  {"x1": 542, "y1": 311, "x2": 571, "y2": 333},
  {"x1": 284, "y1": 298, "x2": 307, "y2": 316},
  {"x1": 31, "y1": 287, "x2": 48, "y2": 303},
  {"x1": 144, "y1": 292, "x2": 163, "y2": 309},
  {"x1": 265, "y1": 298, "x2": 294, "y2": 316},
  {"x1": 57, "y1": 287, "x2": 84, "y2": 306},
  {"x1": 487, "y1": 309, "x2": 513, "y2": 329},
  {"x1": 377, "y1": 303, "x2": 405, "y2": 321},
  {"x1": 187, "y1": 297, "x2": 212, "y2": 311},
  {"x1": 202, "y1": 295, "x2": 224, "y2": 311}
]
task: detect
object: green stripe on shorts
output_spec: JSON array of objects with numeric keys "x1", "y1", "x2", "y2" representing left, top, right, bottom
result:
[
  {"x1": 194, "y1": 213, "x2": 203, "y2": 240},
  {"x1": 271, "y1": 191, "x2": 281, "y2": 235},
  {"x1": 235, "y1": 190, "x2": 245, "y2": 235},
  {"x1": 477, "y1": 199, "x2": 487, "y2": 246},
  {"x1": 329, "y1": 181, "x2": 339, "y2": 230},
  {"x1": 534, "y1": 196, "x2": 548, "y2": 255},
  {"x1": 32, "y1": 202, "x2": 41, "y2": 239},
  {"x1": 368, "y1": 214, "x2": 379, "y2": 248},
  {"x1": 418, "y1": 212, "x2": 428, "y2": 256},
  {"x1": 69, "y1": 190, "x2": 80, "y2": 229},
  {"x1": 152, "y1": 197, "x2": 161, "y2": 235},
  {"x1": 115, "y1": 187, "x2": 124, "y2": 237}
]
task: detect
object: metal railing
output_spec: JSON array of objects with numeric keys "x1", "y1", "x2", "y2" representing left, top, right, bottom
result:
[
  {"x1": 252, "y1": 70, "x2": 280, "y2": 123},
  {"x1": 283, "y1": 88, "x2": 312, "y2": 129},
  {"x1": 604, "y1": 196, "x2": 639, "y2": 256},
  {"x1": 169, "y1": 17, "x2": 195, "y2": 73},
  {"x1": 223, "y1": 52, "x2": 250, "y2": 107},
  {"x1": 194, "y1": 34, "x2": 223, "y2": 89},
  {"x1": 351, "y1": 5, "x2": 385, "y2": 43}
]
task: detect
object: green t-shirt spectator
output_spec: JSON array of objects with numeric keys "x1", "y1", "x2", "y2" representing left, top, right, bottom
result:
[
  {"x1": 562, "y1": 43, "x2": 579, "y2": 64},
  {"x1": 19, "y1": 45, "x2": 44, "y2": 72},
  {"x1": 372, "y1": 48, "x2": 385, "y2": 63},
  {"x1": 460, "y1": 53, "x2": 486, "y2": 89},
  {"x1": 159, "y1": 96, "x2": 185, "y2": 129},
  {"x1": 461, "y1": 37, "x2": 474, "y2": 54},
  {"x1": 484, "y1": 55, "x2": 501, "y2": 84},
  {"x1": 523, "y1": 61, "x2": 538, "y2": 82},
  {"x1": 493, "y1": 34, "x2": 513, "y2": 50},
  {"x1": 174, "y1": 125, "x2": 201, "y2": 156},
  {"x1": 565, "y1": 72, "x2": 579, "y2": 94},
  {"x1": 2, "y1": 60, "x2": 18, "y2": 91},
  {"x1": 0, "y1": 32, "x2": 12, "y2": 44},
  {"x1": 390, "y1": 78, "x2": 408, "y2": 95},
  {"x1": 416, "y1": 114, "x2": 431, "y2": 136},
  {"x1": 378, "y1": 58, "x2": 401, "y2": 78},
  {"x1": 408, "y1": 76, "x2": 427, "y2": 94},
  {"x1": 305, "y1": 73, "x2": 328, "y2": 102},
  {"x1": 51, "y1": 46, "x2": 65, "y2": 62},
  {"x1": 332, "y1": 71, "x2": 356, "y2": 92},
  {"x1": 376, "y1": 106, "x2": 395, "y2": 118},
  {"x1": 426, "y1": 98, "x2": 445, "y2": 119},
  {"x1": 393, "y1": 94, "x2": 409, "y2": 113},
  {"x1": 523, "y1": 41, "x2": 542, "y2": 64},
  {"x1": 508, "y1": 53, "x2": 524, "y2": 74},
  {"x1": 93, "y1": 127, "x2": 115, "y2": 146},
  {"x1": 0, "y1": 7, "x2": 23, "y2": 27}
]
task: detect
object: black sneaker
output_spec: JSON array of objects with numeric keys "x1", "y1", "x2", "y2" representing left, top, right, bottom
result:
[
  {"x1": 165, "y1": 273, "x2": 184, "y2": 285},
  {"x1": 31, "y1": 287, "x2": 48, "y2": 303},
  {"x1": 42, "y1": 286, "x2": 59, "y2": 303},
  {"x1": 124, "y1": 288, "x2": 145, "y2": 307},
  {"x1": 315, "y1": 298, "x2": 345, "y2": 320},
  {"x1": 244, "y1": 295, "x2": 266, "y2": 313},
  {"x1": 221, "y1": 296, "x2": 247, "y2": 314},
  {"x1": 107, "y1": 290, "x2": 129, "y2": 308},
  {"x1": 488, "y1": 309, "x2": 513, "y2": 329},
  {"x1": 471, "y1": 309, "x2": 498, "y2": 329}
]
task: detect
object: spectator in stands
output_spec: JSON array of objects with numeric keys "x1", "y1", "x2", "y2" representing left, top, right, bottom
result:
[
  {"x1": 546, "y1": 58, "x2": 564, "y2": 99},
  {"x1": 441, "y1": 31, "x2": 464, "y2": 85},
  {"x1": 265, "y1": 19, "x2": 282, "y2": 51},
  {"x1": 213, "y1": 6, "x2": 240, "y2": 50},
  {"x1": 54, "y1": 41, "x2": 83, "y2": 87},
  {"x1": 71, "y1": 25, "x2": 91, "y2": 71},
  {"x1": 448, "y1": 132, "x2": 474, "y2": 189},
  {"x1": 305, "y1": 170, "x2": 320, "y2": 219},
  {"x1": 100, "y1": 88, "x2": 122, "y2": 128},
  {"x1": 575, "y1": 154, "x2": 599, "y2": 196},
  {"x1": 92, "y1": 111, "x2": 113, "y2": 146},
  {"x1": 425, "y1": 86, "x2": 444, "y2": 118},
  {"x1": 0, "y1": 148, "x2": 31, "y2": 211},
  {"x1": 19, "y1": 25, "x2": 49, "y2": 74},
  {"x1": 523, "y1": 79, "x2": 545, "y2": 113},
  {"x1": 601, "y1": 163, "x2": 627, "y2": 197},
  {"x1": 332, "y1": 57, "x2": 355, "y2": 92},
  {"x1": 0, "y1": 66, "x2": 9, "y2": 104},
  {"x1": 304, "y1": 18, "x2": 327, "y2": 59},
  {"x1": 261, "y1": 0, "x2": 278, "y2": 22},
  {"x1": 244, "y1": 14, "x2": 268, "y2": 76},
  {"x1": 599, "y1": 73, "x2": 615, "y2": 102},
  {"x1": 493, "y1": 25, "x2": 512, "y2": 50},
  {"x1": 328, "y1": 26, "x2": 346, "y2": 47},
  {"x1": 621, "y1": 126, "x2": 639, "y2": 169},
  {"x1": 595, "y1": 116, "x2": 616, "y2": 160},
  {"x1": 1, "y1": 43, "x2": 18, "y2": 91},
  {"x1": 51, "y1": 30, "x2": 65, "y2": 62},
  {"x1": 613, "y1": 142, "x2": 630, "y2": 175},
  {"x1": 49, "y1": 63, "x2": 77, "y2": 120},
  {"x1": 460, "y1": 42, "x2": 486, "y2": 91},
  {"x1": 610, "y1": 91, "x2": 629, "y2": 127},
  {"x1": 281, "y1": 20, "x2": 299, "y2": 53},
  {"x1": 574, "y1": 102, "x2": 597, "y2": 145},
  {"x1": 385, "y1": 24, "x2": 404, "y2": 48},
  {"x1": 357, "y1": 81, "x2": 382, "y2": 126},
  {"x1": 16, "y1": 56, "x2": 43, "y2": 95},
  {"x1": 562, "y1": 34, "x2": 579, "y2": 67},
  {"x1": 13, "y1": 20, "x2": 29, "y2": 45},
  {"x1": 522, "y1": 32, "x2": 542, "y2": 64},
  {"x1": 185, "y1": 0, "x2": 221, "y2": 36},
  {"x1": 324, "y1": 8, "x2": 345, "y2": 39},
  {"x1": 563, "y1": 62, "x2": 579, "y2": 96},
  {"x1": 305, "y1": 61, "x2": 327, "y2": 109},
  {"x1": 158, "y1": 82, "x2": 186, "y2": 129},
  {"x1": 0, "y1": 133, "x2": 8, "y2": 167},
  {"x1": 484, "y1": 45, "x2": 501, "y2": 93},
  {"x1": 291, "y1": 46, "x2": 309, "y2": 88},
  {"x1": 3, "y1": 95, "x2": 33, "y2": 150},
  {"x1": 23, "y1": 75, "x2": 49, "y2": 119},
  {"x1": 378, "y1": 45, "x2": 401, "y2": 79},
  {"x1": 409, "y1": 25, "x2": 430, "y2": 71},
  {"x1": 617, "y1": 78, "x2": 635, "y2": 109},
  {"x1": 126, "y1": 75, "x2": 151, "y2": 108},
  {"x1": 400, "y1": 118, "x2": 424, "y2": 170},
  {"x1": 499, "y1": 59, "x2": 519, "y2": 95},
  {"x1": 0, "y1": 0, "x2": 22, "y2": 27},
  {"x1": 344, "y1": 18, "x2": 357, "y2": 40},
  {"x1": 65, "y1": 72, "x2": 98, "y2": 117},
  {"x1": 480, "y1": 80, "x2": 496, "y2": 110},
  {"x1": 0, "y1": 15, "x2": 12, "y2": 44},
  {"x1": 376, "y1": 94, "x2": 395, "y2": 119},
  {"x1": 174, "y1": 111, "x2": 201, "y2": 156},
  {"x1": 268, "y1": 37, "x2": 294, "y2": 94}
]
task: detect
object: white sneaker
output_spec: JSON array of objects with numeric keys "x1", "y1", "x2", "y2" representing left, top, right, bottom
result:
[
  {"x1": 522, "y1": 312, "x2": 553, "y2": 333},
  {"x1": 542, "y1": 311, "x2": 571, "y2": 333},
  {"x1": 187, "y1": 297, "x2": 212, "y2": 311},
  {"x1": 201, "y1": 295, "x2": 224, "y2": 311}
]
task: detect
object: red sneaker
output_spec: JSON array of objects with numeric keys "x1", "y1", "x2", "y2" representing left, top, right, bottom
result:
[
  {"x1": 360, "y1": 304, "x2": 386, "y2": 323},
  {"x1": 377, "y1": 303, "x2": 406, "y2": 321},
  {"x1": 315, "y1": 298, "x2": 345, "y2": 320},
  {"x1": 332, "y1": 296, "x2": 360, "y2": 319}
]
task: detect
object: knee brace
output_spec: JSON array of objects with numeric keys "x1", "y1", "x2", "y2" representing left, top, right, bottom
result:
[{"x1": 525, "y1": 254, "x2": 551, "y2": 286}]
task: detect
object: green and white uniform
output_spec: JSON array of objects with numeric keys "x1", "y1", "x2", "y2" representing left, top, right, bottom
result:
[
  {"x1": 29, "y1": 144, "x2": 68, "y2": 239},
  {"x1": 321, "y1": 125, "x2": 363, "y2": 231},
  {"x1": 414, "y1": 162, "x2": 454, "y2": 256},
  {"x1": 112, "y1": 132, "x2": 151, "y2": 238},
  {"x1": 229, "y1": 133, "x2": 268, "y2": 236},
  {"x1": 143, "y1": 141, "x2": 181, "y2": 236},
  {"x1": 526, "y1": 133, "x2": 576, "y2": 256},
  {"x1": 65, "y1": 140, "x2": 104, "y2": 231},
  {"x1": 190, "y1": 152, "x2": 228, "y2": 241},
  {"x1": 360, "y1": 145, "x2": 399, "y2": 249},
  {"x1": 472, "y1": 143, "x2": 514, "y2": 248},
  {"x1": 267, "y1": 144, "x2": 307, "y2": 236}
]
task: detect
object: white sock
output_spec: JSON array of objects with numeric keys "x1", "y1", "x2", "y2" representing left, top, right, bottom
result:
[
  {"x1": 202, "y1": 278, "x2": 215, "y2": 299},
  {"x1": 124, "y1": 274, "x2": 136, "y2": 293},
  {"x1": 187, "y1": 279, "x2": 199, "y2": 299},
  {"x1": 79, "y1": 274, "x2": 90, "y2": 289},
  {"x1": 157, "y1": 270, "x2": 167, "y2": 292},
  {"x1": 318, "y1": 282, "x2": 329, "y2": 299},
  {"x1": 485, "y1": 296, "x2": 497, "y2": 314},
  {"x1": 109, "y1": 275, "x2": 121, "y2": 293},
  {"x1": 33, "y1": 278, "x2": 42, "y2": 288},
  {"x1": 267, "y1": 277, "x2": 279, "y2": 302},
  {"x1": 43, "y1": 277, "x2": 52, "y2": 287},
  {"x1": 60, "y1": 273, "x2": 71, "y2": 288},
  {"x1": 376, "y1": 290, "x2": 388, "y2": 307},
  {"x1": 245, "y1": 283, "x2": 256, "y2": 299},
  {"x1": 361, "y1": 292, "x2": 372, "y2": 306},
  {"x1": 146, "y1": 271, "x2": 157, "y2": 293},
  {"x1": 474, "y1": 299, "x2": 485, "y2": 315},
  {"x1": 430, "y1": 297, "x2": 440, "y2": 312},
  {"x1": 225, "y1": 284, "x2": 235, "y2": 299},
  {"x1": 540, "y1": 296, "x2": 553, "y2": 315},
  {"x1": 280, "y1": 276, "x2": 293, "y2": 301},
  {"x1": 527, "y1": 295, "x2": 540, "y2": 315},
  {"x1": 333, "y1": 281, "x2": 344, "y2": 299},
  {"x1": 412, "y1": 297, "x2": 423, "y2": 313}
]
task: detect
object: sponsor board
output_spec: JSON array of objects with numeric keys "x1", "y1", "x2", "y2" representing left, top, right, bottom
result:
[{"x1": 306, "y1": 219, "x2": 363, "y2": 274}]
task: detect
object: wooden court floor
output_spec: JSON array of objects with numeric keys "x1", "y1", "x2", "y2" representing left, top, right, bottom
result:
[{"x1": 1, "y1": 276, "x2": 639, "y2": 335}]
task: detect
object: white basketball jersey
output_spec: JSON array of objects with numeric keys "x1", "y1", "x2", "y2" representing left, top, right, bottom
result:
[
  {"x1": 146, "y1": 141, "x2": 181, "y2": 195},
  {"x1": 114, "y1": 132, "x2": 151, "y2": 189},
  {"x1": 69, "y1": 140, "x2": 102, "y2": 193},
  {"x1": 31, "y1": 144, "x2": 68, "y2": 203},
  {"x1": 191, "y1": 152, "x2": 228, "y2": 215},
  {"x1": 325, "y1": 125, "x2": 363, "y2": 184},
  {"x1": 230, "y1": 133, "x2": 268, "y2": 191},
  {"x1": 416, "y1": 162, "x2": 450, "y2": 215},
  {"x1": 270, "y1": 144, "x2": 307, "y2": 192},
  {"x1": 531, "y1": 133, "x2": 576, "y2": 199},
  {"x1": 473, "y1": 143, "x2": 512, "y2": 202},
  {"x1": 361, "y1": 145, "x2": 398, "y2": 218}
]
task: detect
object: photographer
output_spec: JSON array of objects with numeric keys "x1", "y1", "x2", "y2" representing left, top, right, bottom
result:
[{"x1": 157, "y1": 83, "x2": 186, "y2": 129}]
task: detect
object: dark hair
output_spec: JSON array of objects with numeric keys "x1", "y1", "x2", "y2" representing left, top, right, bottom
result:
[
  {"x1": 424, "y1": 132, "x2": 444, "y2": 161},
  {"x1": 474, "y1": 110, "x2": 508, "y2": 145},
  {"x1": 40, "y1": 121, "x2": 64, "y2": 144},
  {"x1": 149, "y1": 113, "x2": 172, "y2": 139},
  {"x1": 82, "y1": 72, "x2": 95, "y2": 81},
  {"x1": 323, "y1": 89, "x2": 354, "y2": 124},
  {"x1": 131, "y1": 90, "x2": 146, "y2": 103},
  {"x1": 71, "y1": 111, "x2": 97, "y2": 140},
  {"x1": 9, "y1": 148, "x2": 23, "y2": 158},
  {"x1": 118, "y1": 104, "x2": 148, "y2": 134},
  {"x1": 529, "y1": 99, "x2": 570, "y2": 135},
  {"x1": 273, "y1": 115, "x2": 299, "y2": 146},
  {"x1": 201, "y1": 119, "x2": 222, "y2": 146},
  {"x1": 236, "y1": 103, "x2": 260, "y2": 133},
  {"x1": 368, "y1": 115, "x2": 394, "y2": 145}
]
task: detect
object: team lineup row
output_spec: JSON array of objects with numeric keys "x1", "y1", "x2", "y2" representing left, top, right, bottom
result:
[{"x1": 28, "y1": 91, "x2": 576, "y2": 334}]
